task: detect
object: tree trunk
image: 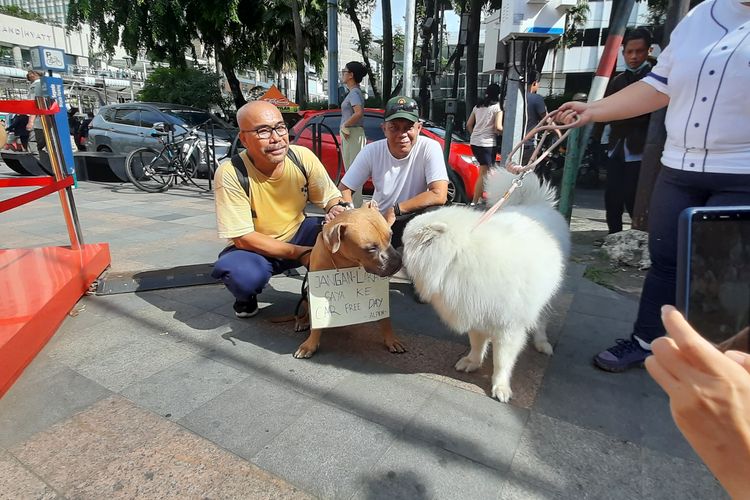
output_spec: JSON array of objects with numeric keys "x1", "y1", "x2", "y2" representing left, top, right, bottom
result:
[
  {"x1": 217, "y1": 48, "x2": 247, "y2": 109},
  {"x1": 291, "y1": 0, "x2": 307, "y2": 106},
  {"x1": 345, "y1": 1, "x2": 381, "y2": 102},
  {"x1": 465, "y1": 0, "x2": 482, "y2": 113},
  {"x1": 382, "y1": 0, "x2": 393, "y2": 100}
]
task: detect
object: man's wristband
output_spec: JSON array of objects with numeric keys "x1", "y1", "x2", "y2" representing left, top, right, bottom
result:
[{"x1": 393, "y1": 203, "x2": 402, "y2": 216}]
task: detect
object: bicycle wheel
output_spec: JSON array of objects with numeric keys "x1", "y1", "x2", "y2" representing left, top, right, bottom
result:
[{"x1": 125, "y1": 147, "x2": 172, "y2": 192}]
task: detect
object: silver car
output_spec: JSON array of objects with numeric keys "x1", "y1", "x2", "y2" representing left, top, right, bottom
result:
[{"x1": 86, "y1": 102, "x2": 234, "y2": 176}]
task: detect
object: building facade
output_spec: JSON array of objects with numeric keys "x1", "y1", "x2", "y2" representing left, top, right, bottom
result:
[{"x1": 0, "y1": 0, "x2": 69, "y2": 26}]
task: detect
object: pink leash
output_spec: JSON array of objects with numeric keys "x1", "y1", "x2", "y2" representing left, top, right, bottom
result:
[{"x1": 472, "y1": 111, "x2": 580, "y2": 229}]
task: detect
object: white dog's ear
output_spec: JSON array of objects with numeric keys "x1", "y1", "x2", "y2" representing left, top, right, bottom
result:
[
  {"x1": 366, "y1": 200, "x2": 379, "y2": 211},
  {"x1": 416, "y1": 222, "x2": 447, "y2": 246},
  {"x1": 323, "y1": 222, "x2": 348, "y2": 253}
]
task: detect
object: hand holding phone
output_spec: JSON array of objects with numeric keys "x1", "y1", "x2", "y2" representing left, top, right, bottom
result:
[{"x1": 676, "y1": 207, "x2": 750, "y2": 352}]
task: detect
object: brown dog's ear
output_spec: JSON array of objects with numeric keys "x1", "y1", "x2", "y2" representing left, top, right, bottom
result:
[
  {"x1": 366, "y1": 200, "x2": 379, "y2": 211},
  {"x1": 323, "y1": 222, "x2": 348, "y2": 253}
]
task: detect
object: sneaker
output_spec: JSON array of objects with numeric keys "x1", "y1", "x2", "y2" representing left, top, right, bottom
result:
[
  {"x1": 233, "y1": 296, "x2": 259, "y2": 318},
  {"x1": 593, "y1": 338, "x2": 651, "y2": 372}
]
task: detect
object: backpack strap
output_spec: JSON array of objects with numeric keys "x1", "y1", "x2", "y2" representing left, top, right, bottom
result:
[
  {"x1": 230, "y1": 154, "x2": 250, "y2": 197},
  {"x1": 286, "y1": 147, "x2": 308, "y2": 195},
  {"x1": 230, "y1": 148, "x2": 308, "y2": 198}
]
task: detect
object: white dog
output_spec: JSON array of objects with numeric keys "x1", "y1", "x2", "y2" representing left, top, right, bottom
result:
[{"x1": 401, "y1": 169, "x2": 570, "y2": 402}]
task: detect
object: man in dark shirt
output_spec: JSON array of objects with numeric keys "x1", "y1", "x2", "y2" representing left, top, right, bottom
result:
[
  {"x1": 522, "y1": 70, "x2": 560, "y2": 182},
  {"x1": 600, "y1": 28, "x2": 653, "y2": 233}
]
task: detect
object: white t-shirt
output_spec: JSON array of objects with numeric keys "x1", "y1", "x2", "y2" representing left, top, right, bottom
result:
[
  {"x1": 341, "y1": 136, "x2": 449, "y2": 213},
  {"x1": 642, "y1": 0, "x2": 750, "y2": 174},
  {"x1": 469, "y1": 103, "x2": 501, "y2": 147}
]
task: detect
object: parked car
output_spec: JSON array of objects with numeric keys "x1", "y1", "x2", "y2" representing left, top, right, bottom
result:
[
  {"x1": 86, "y1": 102, "x2": 235, "y2": 176},
  {"x1": 289, "y1": 108, "x2": 483, "y2": 203}
]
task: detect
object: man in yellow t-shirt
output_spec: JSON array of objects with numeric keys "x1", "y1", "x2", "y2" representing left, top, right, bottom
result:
[{"x1": 212, "y1": 101, "x2": 350, "y2": 318}]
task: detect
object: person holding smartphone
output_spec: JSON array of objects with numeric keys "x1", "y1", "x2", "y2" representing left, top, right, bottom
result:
[
  {"x1": 646, "y1": 305, "x2": 750, "y2": 498},
  {"x1": 557, "y1": 0, "x2": 750, "y2": 372}
]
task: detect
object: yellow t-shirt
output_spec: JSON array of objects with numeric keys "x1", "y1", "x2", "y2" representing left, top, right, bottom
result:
[{"x1": 214, "y1": 145, "x2": 341, "y2": 242}]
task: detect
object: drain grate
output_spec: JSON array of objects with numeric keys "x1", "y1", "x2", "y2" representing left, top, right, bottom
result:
[
  {"x1": 95, "y1": 263, "x2": 220, "y2": 295},
  {"x1": 95, "y1": 264, "x2": 305, "y2": 295}
]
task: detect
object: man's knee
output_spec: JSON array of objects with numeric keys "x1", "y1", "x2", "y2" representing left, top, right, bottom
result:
[{"x1": 213, "y1": 248, "x2": 273, "y2": 298}]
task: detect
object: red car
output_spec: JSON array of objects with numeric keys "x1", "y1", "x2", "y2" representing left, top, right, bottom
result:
[{"x1": 289, "y1": 108, "x2": 482, "y2": 203}]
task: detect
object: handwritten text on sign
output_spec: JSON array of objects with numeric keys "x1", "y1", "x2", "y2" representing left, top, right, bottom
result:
[{"x1": 308, "y1": 266, "x2": 390, "y2": 329}]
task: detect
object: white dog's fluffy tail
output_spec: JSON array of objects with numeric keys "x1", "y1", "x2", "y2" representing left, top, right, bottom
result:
[{"x1": 484, "y1": 168, "x2": 557, "y2": 208}]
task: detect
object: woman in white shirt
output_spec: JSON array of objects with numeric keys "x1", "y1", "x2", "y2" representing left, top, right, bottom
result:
[
  {"x1": 557, "y1": 0, "x2": 750, "y2": 373},
  {"x1": 466, "y1": 83, "x2": 503, "y2": 204}
]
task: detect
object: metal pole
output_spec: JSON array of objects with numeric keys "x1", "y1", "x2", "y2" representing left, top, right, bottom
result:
[
  {"x1": 558, "y1": 127, "x2": 582, "y2": 221},
  {"x1": 37, "y1": 96, "x2": 84, "y2": 249},
  {"x1": 500, "y1": 41, "x2": 526, "y2": 167},
  {"x1": 443, "y1": 114, "x2": 454, "y2": 167},
  {"x1": 327, "y1": 0, "x2": 339, "y2": 107},
  {"x1": 403, "y1": 0, "x2": 416, "y2": 97},
  {"x1": 557, "y1": 0, "x2": 636, "y2": 222}
]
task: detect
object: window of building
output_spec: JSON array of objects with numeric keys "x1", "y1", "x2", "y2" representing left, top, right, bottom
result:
[{"x1": 582, "y1": 28, "x2": 601, "y2": 47}]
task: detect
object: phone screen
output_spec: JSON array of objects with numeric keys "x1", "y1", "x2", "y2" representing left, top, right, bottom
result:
[{"x1": 685, "y1": 211, "x2": 750, "y2": 348}]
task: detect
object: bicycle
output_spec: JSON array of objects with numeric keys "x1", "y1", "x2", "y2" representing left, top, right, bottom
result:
[{"x1": 125, "y1": 121, "x2": 218, "y2": 192}]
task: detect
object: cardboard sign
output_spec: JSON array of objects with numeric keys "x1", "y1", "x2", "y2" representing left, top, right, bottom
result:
[{"x1": 307, "y1": 266, "x2": 390, "y2": 329}]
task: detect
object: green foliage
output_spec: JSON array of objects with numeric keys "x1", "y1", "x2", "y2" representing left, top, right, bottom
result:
[
  {"x1": 364, "y1": 95, "x2": 383, "y2": 108},
  {"x1": 66, "y1": 0, "x2": 327, "y2": 108},
  {"x1": 646, "y1": 0, "x2": 702, "y2": 31},
  {"x1": 559, "y1": 1, "x2": 590, "y2": 49},
  {"x1": 0, "y1": 5, "x2": 55, "y2": 24},
  {"x1": 301, "y1": 99, "x2": 330, "y2": 110},
  {"x1": 264, "y1": 0, "x2": 327, "y2": 75},
  {"x1": 138, "y1": 67, "x2": 228, "y2": 111}
]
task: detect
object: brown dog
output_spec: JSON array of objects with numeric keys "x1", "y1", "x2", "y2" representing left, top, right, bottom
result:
[{"x1": 293, "y1": 203, "x2": 405, "y2": 358}]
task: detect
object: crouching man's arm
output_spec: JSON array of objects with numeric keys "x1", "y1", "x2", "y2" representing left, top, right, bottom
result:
[
  {"x1": 232, "y1": 232, "x2": 313, "y2": 267},
  {"x1": 394, "y1": 180, "x2": 448, "y2": 215}
]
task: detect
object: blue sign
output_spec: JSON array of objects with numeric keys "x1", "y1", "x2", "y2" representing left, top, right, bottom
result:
[
  {"x1": 41, "y1": 76, "x2": 75, "y2": 176},
  {"x1": 31, "y1": 46, "x2": 67, "y2": 72}
]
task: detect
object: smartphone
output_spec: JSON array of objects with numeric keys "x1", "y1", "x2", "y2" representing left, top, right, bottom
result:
[{"x1": 676, "y1": 207, "x2": 750, "y2": 350}]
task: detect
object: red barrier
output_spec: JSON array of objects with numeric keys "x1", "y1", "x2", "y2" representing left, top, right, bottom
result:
[
  {"x1": 0, "y1": 100, "x2": 59, "y2": 115},
  {"x1": 0, "y1": 177, "x2": 55, "y2": 188},
  {"x1": 0, "y1": 98, "x2": 110, "y2": 399},
  {"x1": 0, "y1": 177, "x2": 72, "y2": 213}
]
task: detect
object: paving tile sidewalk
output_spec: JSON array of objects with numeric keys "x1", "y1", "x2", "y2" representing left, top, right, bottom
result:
[{"x1": 0, "y1": 168, "x2": 727, "y2": 499}]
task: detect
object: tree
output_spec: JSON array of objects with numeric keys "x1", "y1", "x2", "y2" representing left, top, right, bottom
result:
[
  {"x1": 263, "y1": 0, "x2": 326, "y2": 104},
  {"x1": 138, "y1": 67, "x2": 228, "y2": 111},
  {"x1": 341, "y1": 0, "x2": 382, "y2": 102},
  {"x1": 381, "y1": 0, "x2": 394, "y2": 100},
  {"x1": 0, "y1": 5, "x2": 57, "y2": 25},
  {"x1": 459, "y1": 0, "x2": 501, "y2": 113},
  {"x1": 291, "y1": 0, "x2": 307, "y2": 105},
  {"x1": 67, "y1": 0, "x2": 325, "y2": 110}
]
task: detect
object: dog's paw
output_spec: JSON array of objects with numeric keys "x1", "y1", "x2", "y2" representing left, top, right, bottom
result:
[
  {"x1": 385, "y1": 337, "x2": 407, "y2": 354},
  {"x1": 454, "y1": 356, "x2": 482, "y2": 373},
  {"x1": 491, "y1": 382, "x2": 513, "y2": 403},
  {"x1": 293, "y1": 342, "x2": 318, "y2": 359},
  {"x1": 294, "y1": 319, "x2": 310, "y2": 332},
  {"x1": 534, "y1": 340, "x2": 554, "y2": 356}
]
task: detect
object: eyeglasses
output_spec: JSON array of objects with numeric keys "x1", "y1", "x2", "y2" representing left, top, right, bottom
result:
[
  {"x1": 241, "y1": 124, "x2": 288, "y2": 140},
  {"x1": 341, "y1": 69, "x2": 351, "y2": 74}
]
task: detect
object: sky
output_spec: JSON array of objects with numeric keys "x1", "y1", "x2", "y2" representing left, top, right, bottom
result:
[{"x1": 370, "y1": 0, "x2": 462, "y2": 40}]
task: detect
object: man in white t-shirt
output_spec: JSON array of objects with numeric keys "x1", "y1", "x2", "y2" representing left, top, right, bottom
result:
[{"x1": 339, "y1": 96, "x2": 449, "y2": 248}]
